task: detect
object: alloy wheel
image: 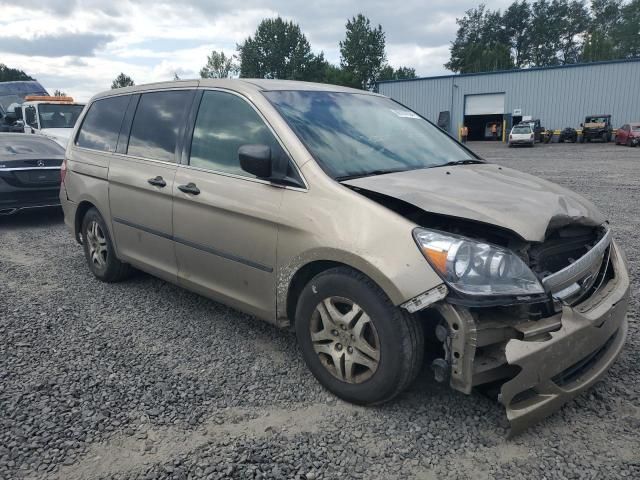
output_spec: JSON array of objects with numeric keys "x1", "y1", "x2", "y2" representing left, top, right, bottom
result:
[
  {"x1": 86, "y1": 220, "x2": 108, "y2": 268},
  {"x1": 309, "y1": 296, "x2": 380, "y2": 384}
]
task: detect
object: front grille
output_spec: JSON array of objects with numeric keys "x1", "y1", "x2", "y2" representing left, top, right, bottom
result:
[
  {"x1": 530, "y1": 226, "x2": 610, "y2": 306},
  {"x1": 529, "y1": 226, "x2": 602, "y2": 277}
]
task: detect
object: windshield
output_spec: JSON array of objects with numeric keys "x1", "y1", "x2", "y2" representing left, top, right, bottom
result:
[
  {"x1": 512, "y1": 126, "x2": 532, "y2": 134},
  {"x1": 586, "y1": 117, "x2": 608, "y2": 123},
  {"x1": 264, "y1": 91, "x2": 477, "y2": 179},
  {"x1": 38, "y1": 104, "x2": 84, "y2": 129}
]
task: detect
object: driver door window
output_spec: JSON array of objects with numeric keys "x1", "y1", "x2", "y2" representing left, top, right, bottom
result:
[{"x1": 189, "y1": 90, "x2": 285, "y2": 177}]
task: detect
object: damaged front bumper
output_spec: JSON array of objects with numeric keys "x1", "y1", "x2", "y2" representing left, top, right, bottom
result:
[{"x1": 430, "y1": 241, "x2": 629, "y2": 435}]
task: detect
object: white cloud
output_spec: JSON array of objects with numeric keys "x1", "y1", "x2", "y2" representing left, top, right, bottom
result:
[{"x1": 0, "y1": 0, "x2": 515, "y2": 99}]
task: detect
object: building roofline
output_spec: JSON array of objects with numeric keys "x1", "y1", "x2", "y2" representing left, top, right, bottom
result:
[{"x1": 377, "y1": 57, "x2": 640, "y2": 85}]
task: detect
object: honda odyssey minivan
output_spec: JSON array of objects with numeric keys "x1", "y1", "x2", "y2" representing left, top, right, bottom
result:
[{"x1": 60, "y1": 79, "x2": 629, "y2": 434}]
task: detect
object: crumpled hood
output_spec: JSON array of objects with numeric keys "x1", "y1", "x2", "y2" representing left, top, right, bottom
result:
[{"x1": 343, "y1": 164, "x2": 605, "y2": 242}]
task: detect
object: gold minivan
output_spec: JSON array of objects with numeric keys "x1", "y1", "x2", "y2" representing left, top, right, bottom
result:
[{"x1": 60, "y1": 79, "x2": 629, "y2": 434}]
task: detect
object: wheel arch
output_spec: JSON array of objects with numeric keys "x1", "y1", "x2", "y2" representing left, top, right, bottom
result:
[
  {"x1": 280, "y1": 255, "x2": 406, "y2": 325},
  {"x1": 73, "y1": 200, "x2": 112, "y2": 245}
]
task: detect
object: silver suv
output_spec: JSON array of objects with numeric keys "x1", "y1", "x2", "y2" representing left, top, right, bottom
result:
[{"x1": 60, "y1": 79, "x2": 629, "y2": 434}]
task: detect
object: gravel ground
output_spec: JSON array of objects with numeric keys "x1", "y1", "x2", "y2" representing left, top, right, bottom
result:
[{"x1": 1, "y1": 142, "x2": 638, "y2": 480}]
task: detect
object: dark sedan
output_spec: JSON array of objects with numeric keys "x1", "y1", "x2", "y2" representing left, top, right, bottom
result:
[{"x1": 0, "y1": 133, "x2": 64, "y2": 215}]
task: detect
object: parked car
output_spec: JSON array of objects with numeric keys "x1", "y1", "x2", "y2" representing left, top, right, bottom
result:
[
  {"x1": 517, "y1": 119, "x2": 544, "y2": 142},
  {"x1": 615, "y1": 123, "x2": 640, "y2": 147},
  {"x1": 581, "y1": 114, "x2": 613, "y2": 143},
  {"x1": 558, "y1": 127, "x2": 578, "y2": 143},
  {"x1": 508, "y1": 123, "x2": 535, "y2": 147},
  {"x1": 0, "y1": 133, "x2": 64, "y2": 215},
  {"x1": 60, "y1": 80, "x2": 629, "y2": 435}
]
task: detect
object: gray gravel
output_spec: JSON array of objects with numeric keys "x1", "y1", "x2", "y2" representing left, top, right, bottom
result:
[{"x1": 1, "y1": 142, "x2": 638, "y2": 480}]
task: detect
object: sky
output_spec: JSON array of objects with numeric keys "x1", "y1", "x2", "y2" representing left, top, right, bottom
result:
[{"x1": 0, "y1": 0, "x2": 512, "y2": 102}]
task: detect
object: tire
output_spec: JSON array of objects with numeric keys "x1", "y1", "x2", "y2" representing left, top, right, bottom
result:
[
  {"x1": 627, "y1": 138, "x2": 633, "y2": 147},
  {"x1": 295, "y1": 267, "x2": 424, "y2": 405},
  {"x1": 81, "y1": 207, "x2": 131, "y2": 282}
]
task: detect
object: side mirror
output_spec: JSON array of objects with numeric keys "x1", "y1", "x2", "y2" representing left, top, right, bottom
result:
[{"x1": 238, "y1": 144, "x2": 272, "y2": 178}]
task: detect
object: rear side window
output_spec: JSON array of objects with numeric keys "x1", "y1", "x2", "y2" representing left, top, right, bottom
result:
[
  {"x1": 76, "y1": 96, "x2": 130, "y2": 152},
  {"x1": 189, "y1": 90, "x2": 283, "y2": 176},
  {"x1": 127, "y1": 90, "x2": 191, "y2": 162}
]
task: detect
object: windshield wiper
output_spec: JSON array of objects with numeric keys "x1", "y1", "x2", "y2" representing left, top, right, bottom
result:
[
  {"x1": 335, "y1": 168, "x2": 409, "y2": 181},
  {"x1": 436, "y1": 159, "x2": 485, "y2": 167}
]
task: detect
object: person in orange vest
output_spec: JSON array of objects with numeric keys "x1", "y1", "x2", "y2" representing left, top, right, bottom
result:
[
  {"x1": 461, "y1": 125, "x2": 469, "y2": 143},
  {"x1": 491, "y1": 123, "x2": 498, "y2": 141}
]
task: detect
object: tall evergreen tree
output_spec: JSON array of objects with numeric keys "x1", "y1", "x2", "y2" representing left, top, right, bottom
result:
[
  {"x1": 237, "y1": 17, "x2": 319, "y2": 80},
  {"x1": 111, "y1": 73, "x2": 135, "y2": 89},
  {"x1": 339, "y1": 14, "x2": 387, "y2": 90}
]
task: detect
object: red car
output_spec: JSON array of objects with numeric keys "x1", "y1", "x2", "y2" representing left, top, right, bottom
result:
[{"x1": 615, "y1": 123, "x2": 640, "y2": 147}]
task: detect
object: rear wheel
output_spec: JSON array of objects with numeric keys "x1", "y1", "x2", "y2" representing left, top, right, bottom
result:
[
  {"x1": 295, "y1": 267, "x2": 424, "y2": 405},
  {"x1": 81, "y1": 208, "x2": 131, "y2": 282}
]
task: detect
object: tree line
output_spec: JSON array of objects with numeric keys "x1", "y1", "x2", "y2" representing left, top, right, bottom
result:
[
  {"x1": 446, "y1": 0, "x2": 640, "y2": 74},
  {"x1": 198, "y1": 14, "x2": 416, "y2": 89},
  {"x1": 112, "y1": 15, "x2": 416, "y2": 90}
]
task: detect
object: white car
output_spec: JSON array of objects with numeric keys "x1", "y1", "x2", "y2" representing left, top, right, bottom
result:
[
  {"x1": 508, "y1": 124, "x2": 535, "y2": 147},
  {"x1": 20, "y1": 96, "x2": 85, "y2": 147}
]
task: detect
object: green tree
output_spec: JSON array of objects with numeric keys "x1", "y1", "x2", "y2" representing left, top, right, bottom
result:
[
  {"x1": 237, "y1": 17, "x2": 319, "y2": 80},
  {"x1": 612, "y1": 0, "x2": 640, "y2": 57},
  {"x1": 445, "y1": 5, "x2": 514, "y2": 73},
  {"x1": 0, "y1": 64, "x2": 33, "y2": 82},
  {"x1": 200, "y1": 50, "x2": 238, "y2": 78},
  {"x1": 111, "y1": 73, "x2": 135, "y2": 89},
  {"x1": 582, "y1": 30, "x2": 617, "y2": 61},
  {"x1": 339, "y1": 14, "x2": 387, "y2": 90},
  {"x1": 503, "y1": 1, "x2": 532, "y2": 67},
  {"x1": 582, "y1": 0, "x2": 621, "y2": 62},
  {"x1": 378, "y1": 66, "x2": 418, "y2": 81},
  {"x1": 589, "y1": 0, "x2": 622, "y2": 35},
  {"x1": 556, "y1": 0, "x2": 591, "y2": 64},
  {"x1": 53, "y1": 89, "x2": 66, "y2": 97},
  {"x1": 528, "y1": 0, "x2": 569, "y2": 66}
]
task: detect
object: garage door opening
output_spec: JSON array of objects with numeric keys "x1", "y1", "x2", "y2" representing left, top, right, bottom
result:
[
  {"x1": 463, "y1": 93, "x2": 505, "y2": 141},
  {"x1": 464, "y1": 114, "x2": 504, "y2": 141}
]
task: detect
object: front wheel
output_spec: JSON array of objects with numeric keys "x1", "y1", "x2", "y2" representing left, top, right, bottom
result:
[
  {"x1": 295, "y1": 267, "x2": 424, "y2": 405},
  {"x1": 81, "y1": 208, "x2": 131, "y2": 282}
]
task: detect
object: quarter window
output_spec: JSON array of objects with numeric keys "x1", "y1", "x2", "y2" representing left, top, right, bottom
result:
[
  {"x1": 76, "y1": 96, "x2": 130, "y2": 152},
  {"x1": 127, "y1": 90, "x2": 192, "y2": 162},
  {"x1": 189, "y1": 91, "x2": 283, "y2": 177}
]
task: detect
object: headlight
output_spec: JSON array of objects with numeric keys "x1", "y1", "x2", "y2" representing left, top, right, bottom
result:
[{"x1": 413, "y1": 228, "x2": 544, "y2": 297}]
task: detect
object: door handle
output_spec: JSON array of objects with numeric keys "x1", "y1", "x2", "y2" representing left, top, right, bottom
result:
[
  {"x1": 177, "y1": 182, "x2": 200, "y2": 195},
  {"x1": 147, "y1": 176, "x2": 167, "y2": 187}
]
